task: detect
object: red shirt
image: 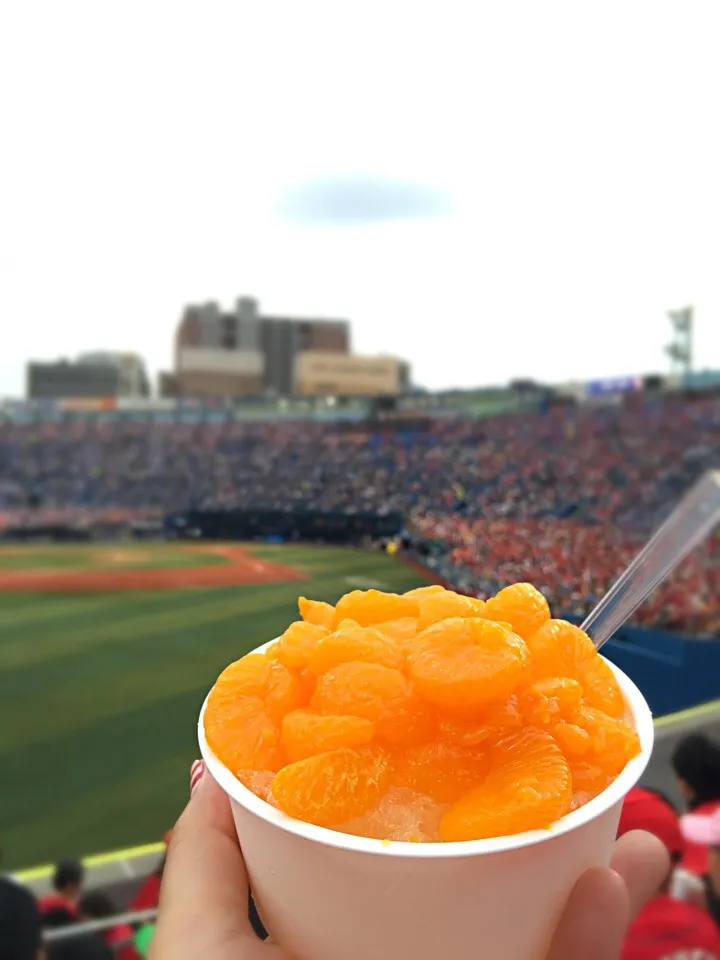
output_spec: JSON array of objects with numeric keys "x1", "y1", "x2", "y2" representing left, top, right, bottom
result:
[
  {"x1": 106, "y1": 922, "x2": 142, "y2": 960},
  {"x1": 130, "y1": 873, "x2": 161, "y2": 911},
  {"x1": 682, "y1": 800, "x2": 720, "y2": 876},
  {"x1": 622, "y1": 894, "x2": 720, "y2": 960},
  {"x1": 37, "y1": 893, "x2": 78, "y2": 924}
]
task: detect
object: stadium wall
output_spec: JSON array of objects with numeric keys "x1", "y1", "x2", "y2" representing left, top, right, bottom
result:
[{"x1": 165, "y1": 508, "x2": 404, "y2": 543}]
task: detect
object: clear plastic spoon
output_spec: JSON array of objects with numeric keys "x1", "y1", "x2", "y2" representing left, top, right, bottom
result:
[{"x1": 581, "y1": 469, "x2": 720, "y2": 650}]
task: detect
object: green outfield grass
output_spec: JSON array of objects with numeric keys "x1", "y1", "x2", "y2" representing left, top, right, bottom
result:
[{"x1": 0, "y1": 543, "x2": 428, "y2": 869}]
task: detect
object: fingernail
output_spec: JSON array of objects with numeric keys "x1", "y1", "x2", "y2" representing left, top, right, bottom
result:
[{"x1": 190, "y1": 760, "x2": 205, "y2": 796}]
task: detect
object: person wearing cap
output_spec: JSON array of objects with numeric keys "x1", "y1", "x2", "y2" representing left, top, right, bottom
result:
[
  {"x1": 0, "y1": 876, "x2": 43, "y2": 960},
  {"x1": 681, "y1": 806, "x2": 720, "y2": 929},
  {"x1": 38, "y1": 860, "x2": 84, "y2": 928},
  {"x1": 619, "y1": 786, "x2": 720, "y2": 960},
  {"x1": 672, "y1": 734, "x2": 720, "y2": 878}
]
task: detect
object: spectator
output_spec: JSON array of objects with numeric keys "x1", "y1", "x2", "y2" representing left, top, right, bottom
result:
[
  {"x1": 618, "y1": 786, "x2": 720, "y2": 959},
  {"x1": 681, "y1": 808, "x2": 720, "y2": 929},
  {"x1": 0, "y1": 876, "x2": 43, "y2": 960},
  {"x1": 672, "y1": 734, "x2": 720, "y2": 877},
  {"x1": 38, "y1": 860, "x2": 84, "y2": 928},
  {"x1": 129, "y1": 831, "x2": 171, "y2": 913},
  {"x1": 78, "y1": 892, "x2": 140, "y2": 960}
]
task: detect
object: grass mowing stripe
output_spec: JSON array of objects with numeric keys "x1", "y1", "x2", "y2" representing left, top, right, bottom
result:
[
  {"x1": 0, "y1": 581, "x2": 301, "y2": 670},
  {"x1": 0, "y1": 595, "x2": 139, "y2": 633},
  {"x1": 0, "y1": 547, "x2": 429, "y2": 869},
  {"x1": 0, "y1": 579, "x2": 340, "y2": 750}
]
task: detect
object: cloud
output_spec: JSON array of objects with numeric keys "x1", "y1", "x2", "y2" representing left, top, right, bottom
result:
[{"x1": 277, "y1": 173, "x2": 451, "y2": 226}]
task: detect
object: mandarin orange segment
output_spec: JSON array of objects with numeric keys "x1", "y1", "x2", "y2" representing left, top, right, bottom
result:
[
  {"x1": 373, "y1": 617, "x2": 419, "y2": 647},
  {"x1": 299, "y1": 596, "x2": 335, "y2": 629},
  {"x1": 484, "y1": 582, "x2": 551, "y2": 641},
  {"x1": 573, "y1": 706, "x2": 641, "y2": 775},
  {"x1": 439, "y1": 695, "x2": 522, "y2": 746},
  {"x1": 307, "y1": 621, "x2": 404, "y2": 675},
  {"x1": 567, "y1": 761, "x2": 615, "y2": 809},
  {"x1": 204, "y1": 695, "x2": 284, "y2": 773},
  {"x1": 580, "y1": 656, "x2": 626, "y2": 718},
  {"x1": 390, "y1": 741, "x2": 491, "y2": 803},
  {"x1": 211, "y1": 654, "x2": 306, "y2": 723},
  {"x1": 212, "y1": 653, "x2": 271, "y2": 697},
  {"x1": 417, "y1": 591, "x2": 483, "y2": 629},
  {"x1": 271, "y1": 747, "x2": 390, "y2": 827},
  {"x1": 275, "y1": 621, "x2": 330, "y2": 670},
  {"x1": 551, "y1": 721, "x2": 591, "y2": 759},
  {"x1": 311, "y1": 660, "x2": 434, "y2": 746},
  {"x1": 332, "y1": 589, "x2": 418, "y2": 628},
  {"x1": 408, "y1": 617, "x2": 530, "y2": 715},
  {"x1": 404, "y1": 584, "x2": 446, "y2": 598},
  {"x1": 525, "y1": 619, "x2": 625, "y2": 717},
  {"x1": 440, "y1": 728, "x2": 572, "y2": 841},
  {"x1": 281, "y1": 710, "x2": 375, "y2": 762},
  {"x1": 517, "y1": 678, "x2": 583, "y2": 727},
  {"x1": 562, "y1": 707, "x2": 640, "y2": 809}
]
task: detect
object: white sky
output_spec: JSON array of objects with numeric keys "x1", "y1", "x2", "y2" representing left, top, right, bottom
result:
[{"x1": 1, "y1": 1, "x2": 719, "y2": 396}]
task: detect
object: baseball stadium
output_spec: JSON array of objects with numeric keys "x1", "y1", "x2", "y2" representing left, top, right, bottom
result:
[{"x1": 2, "y1": 378, "x2": 720, "y2": 955}]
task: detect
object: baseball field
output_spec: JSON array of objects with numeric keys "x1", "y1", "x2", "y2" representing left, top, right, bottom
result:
[{"x1": 0, "y1": 541, "x2": 428, "y2": 870}]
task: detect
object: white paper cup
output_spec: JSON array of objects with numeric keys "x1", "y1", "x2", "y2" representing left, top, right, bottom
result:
[{"x1": 199, "y1": 644, "x2": 653, "y2": 960}]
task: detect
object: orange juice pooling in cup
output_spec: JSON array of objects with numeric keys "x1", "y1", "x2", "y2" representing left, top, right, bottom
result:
[{"x1": 203, "y1": 583, "x2": 641, "y2": 843}]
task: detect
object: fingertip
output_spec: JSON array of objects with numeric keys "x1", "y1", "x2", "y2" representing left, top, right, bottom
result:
[
  {"x1": 611, "y1": 829, "x2": 669, "y2": 920},
  {"x1": 547, "y1": 866, "x2": 630, "y2": 960}
]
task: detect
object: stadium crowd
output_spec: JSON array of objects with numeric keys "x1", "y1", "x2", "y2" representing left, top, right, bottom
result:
[{"x1": 0, "y1": 391, "x2": 718, "y2": 635}]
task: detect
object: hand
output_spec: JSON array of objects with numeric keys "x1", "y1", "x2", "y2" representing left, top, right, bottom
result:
[{"x1": 151, "y1": 762, "x2": 668, "y2": 960}]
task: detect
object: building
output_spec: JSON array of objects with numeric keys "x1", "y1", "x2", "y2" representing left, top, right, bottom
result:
[
  {"x1": 166, "y1": 296, "x2": 350, "y2": 397},
  {"x1": 295, "y1": 352, "x2": 410, "y2": 396},
  {"x1": 27, "y1": 353, "x2": 151, "y2": 399}
]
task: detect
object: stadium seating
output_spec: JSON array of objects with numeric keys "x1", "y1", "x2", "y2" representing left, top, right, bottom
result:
[{"x1": 0, "y1": 391, "x2": 718, "y2": 635}]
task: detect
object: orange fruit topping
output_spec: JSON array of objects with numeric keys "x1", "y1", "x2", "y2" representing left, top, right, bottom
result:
[
  {"x1": 373, "y1": 617, "x2": 419, "y2": 647},
  {"x1": 281, "y1": 710, "x2": 375, "y2": 762},
  {"x1": 271, "y1": 747, "x2": 390, "y2": 827},
  {"x1": 440, "y1": 728, "x2": 572, "y2": 841},
  {"x1": 439, "y1": 695, "x2": 522, "y2": 746},
  {"x1": 204, "y1": 695, "x2": 284, "y2": 773},
  {"x1": 408, "y1": 618, "x2": 530, "y2": 715},
  {"x1": 390, "y1": 740, "x2": 491, "y2": 803},
  {"x1": 299, "y1": 596, "x2": 335, "y2": 629},
  {"x1": 275, "y1": 621, "x2": 330, "y2": 671},
  {"x1": 203, "y1": 583, "x2": 640, "y2": 843},
  {"x1": 525, "y1": 619, "x2": 625, "y2": 717},
  {"x1": 332, "y1": 589, "x2": 418, "y2": 628},
  {"x1": 311, "y1": 661, "x2": 434, "y2": 746},
  {"x1": 417, "y1": 591, "x2": 484, "y2": 629},
  {"x1": 517, "y1": 678, "x2": 584, "y2": 727},
  {"x1": 307, "y1": 621, "x2": 404, "y2": 675},
  {"x1": 484, "y1": 582, "x2": 551, "y2": 641}
]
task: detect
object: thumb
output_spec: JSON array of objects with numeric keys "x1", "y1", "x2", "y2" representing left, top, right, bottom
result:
[{"x1": 152, "y1": 761, "x2": 255, "y2": 956}]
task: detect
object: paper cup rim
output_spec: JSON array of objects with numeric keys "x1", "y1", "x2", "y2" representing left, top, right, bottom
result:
[{"x1": 198, "y1": 642, "x2": 654, "y2": 859}]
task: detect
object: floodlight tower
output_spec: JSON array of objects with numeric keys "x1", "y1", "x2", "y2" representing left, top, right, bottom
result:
[{"x1": 665, "y1": 306, "x2": 694, "y2": 376}]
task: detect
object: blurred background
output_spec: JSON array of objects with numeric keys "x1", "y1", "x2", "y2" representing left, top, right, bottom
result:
[{"x1": 1, "y1": 1, "x2": 720, "y2": 957}]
